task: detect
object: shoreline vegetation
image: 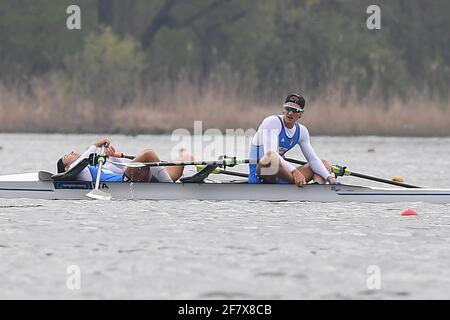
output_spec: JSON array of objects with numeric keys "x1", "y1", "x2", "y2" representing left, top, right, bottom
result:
[
  {"x1": 1, "y1": 2, "x2": 448, "y2": 136},
  {"x1": 1, "y1": 80, "x2": 449, "y2": 136}
]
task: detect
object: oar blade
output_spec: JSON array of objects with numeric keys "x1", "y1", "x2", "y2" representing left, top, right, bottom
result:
[{"x1": 86, "y1": 189, "x2": 111, "y2": 200}]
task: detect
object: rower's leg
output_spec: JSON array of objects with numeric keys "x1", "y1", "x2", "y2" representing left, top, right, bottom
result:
[
  {"x1": 165, "y1": 151, "x2": 194, "y2": 181},
  {"x1": 257, "y1": 151, "x2": 294, "y2": 183},
  {"x1": 124, "y1": 149, "x2": 159, "y2": 182},
  {"x1": 296, "y1": 160, "x2": 332, "y2": 184}
]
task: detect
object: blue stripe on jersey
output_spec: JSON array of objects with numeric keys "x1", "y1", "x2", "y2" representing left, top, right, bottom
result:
[{"x1": 88, "y1": 166, "x2": 124, "y2": 182}]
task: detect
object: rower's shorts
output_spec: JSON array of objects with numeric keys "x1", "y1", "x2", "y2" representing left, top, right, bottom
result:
[
  {"x1": 248, "y1": 164, "x2": 289, "y2": 184},
  {"x1": 122, "y1": 173, "x2": 161, "y2": 182}
]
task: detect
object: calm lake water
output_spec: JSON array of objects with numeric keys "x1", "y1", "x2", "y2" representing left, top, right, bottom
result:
[{"x1": 0, "y1": 133, "x2": 449, "y2": 299}]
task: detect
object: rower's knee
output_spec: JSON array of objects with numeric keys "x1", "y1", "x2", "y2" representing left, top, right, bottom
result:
[
  {"x1": 261, "y1": 151, "x2": 279, "y2": 164},
  {"x1": 265, "y1": 151, "x2": 277, "y2": 159},
  {"x1": 142, "y1": 149, "x2": 160, "y2": 161},
  {"x1": 257, "y1": 151, "x2": 281, "y2": 176}
]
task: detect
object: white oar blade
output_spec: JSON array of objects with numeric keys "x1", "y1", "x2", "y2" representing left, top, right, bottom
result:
[{"x1": 86, "y1": 189, "x2": 111, "y2": 200}]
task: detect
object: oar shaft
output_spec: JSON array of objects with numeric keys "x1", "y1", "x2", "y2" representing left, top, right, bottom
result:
[
  {"x1": 94, "y1": 146, "x2": 106, "y2": 190},
  {"x1": 148, "y1": 159, "x2": 250, "y2": 167},
  {"x1": 284, "y1": 158, "x2": 307, "y2": 166},
  {"x1": 217, "y1": 169, "x2": 249, "y2": 178},
  {"x1": 195, "y1": 164, "x2": 249, "y2": 178},
  {"x1": 114, "y1": 152, "x2": 250, "y2": 167},
  {"x1": 284, "y1": 157, "x2": 421, "y2": 189},
  {"x1": 349, "y1": 171, "x2": 420, "y2": 188},
  {"x1": 108, "y1": 158, "x2": 251, "y2": 168}
]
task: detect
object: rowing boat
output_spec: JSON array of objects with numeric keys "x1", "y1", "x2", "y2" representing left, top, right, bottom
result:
[{"x1": 0, "y1": 172, "x2": 449, "y2": 203}]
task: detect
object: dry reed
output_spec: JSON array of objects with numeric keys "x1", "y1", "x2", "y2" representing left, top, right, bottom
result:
[{"x1": 1, "y1": 79, "x2": 449, "y2": 136}]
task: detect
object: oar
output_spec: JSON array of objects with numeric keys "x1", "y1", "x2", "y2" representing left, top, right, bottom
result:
[
  {"x1": 284, "y1": 157, "x2": 421, "y2": 189},
  {"x1": 86, "y1": 145, "x2": 112, "y2": 200},
  {"x1": 114, "y1": 154, "x2": 250, "y2": 178},
  {"x1": 216, "y1": 169, "x2": 248, "y2": 178},
  {"x1": 107, "y1": 158, "x2": 251, "y2": 168},
  {"x1": 195, "y1": 165, "x2": 249, "y2": 178}
]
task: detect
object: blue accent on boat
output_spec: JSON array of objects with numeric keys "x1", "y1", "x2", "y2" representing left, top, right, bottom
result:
[
  {"x1": 0, "y1": 188, "x2": 54, "y2": 192},
  {"x1": 54, "y1": 181, "x2": 93, "y2": 190}
]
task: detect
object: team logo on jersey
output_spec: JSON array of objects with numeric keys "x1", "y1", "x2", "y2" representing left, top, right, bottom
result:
[{"x1": 279, "y1": 147, "x2": 288, "y2": 155}]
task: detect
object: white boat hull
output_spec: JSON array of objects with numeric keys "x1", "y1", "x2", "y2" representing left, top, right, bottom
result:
[{"x1": 0, "y1": 172, "x2": 449, "y2": 203}]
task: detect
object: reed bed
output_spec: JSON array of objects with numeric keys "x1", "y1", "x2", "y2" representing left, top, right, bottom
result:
[{"x1": 1, "y1": 80, "x2": 449, "y2": 136}]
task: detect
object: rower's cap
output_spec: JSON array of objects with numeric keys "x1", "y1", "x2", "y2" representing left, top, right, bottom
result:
[
  {"x1": 285, "y1": 93, "x2": 305, "y2": 109},
  {"x1": 57, "y1": 158, "x2": 65, "y2": 173}
]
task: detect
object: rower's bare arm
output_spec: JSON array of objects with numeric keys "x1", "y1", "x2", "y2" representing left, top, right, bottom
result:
[
  {"x1": 95, "y1": 138, "x2": 110, "y2": 148},
  {"x1": 68, "y1": 145, "x2": 97, "y2": 171},
  {"x1": 94, "y1": 138, "x2": 116, "y2": 156}
]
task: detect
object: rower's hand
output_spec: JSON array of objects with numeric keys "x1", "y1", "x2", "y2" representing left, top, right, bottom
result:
[
  {"x1": 105, "y1": 145, "x2": 116, "y2": 157},
  {"x1": 95, "y1": 138, "x2": 110, "y2": 148},
  {"x1": 327, "y1": 176, "x2": 337, "y2": 184},
  {"x1": 292, "y1": 169, "x2": 306, "y2": 187}
]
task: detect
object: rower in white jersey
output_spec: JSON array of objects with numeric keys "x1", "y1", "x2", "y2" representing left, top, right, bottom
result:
[
  {"x1": 57, "y1": 138, "x2": 194, "y2": 183},
  {"x1": 248, "y1": 93, "x2": 336, "y2": 186}
]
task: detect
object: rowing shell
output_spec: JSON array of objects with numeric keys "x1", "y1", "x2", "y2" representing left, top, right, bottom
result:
[{"x1": 0, "y1": 172, "x2": 449, "y2": 203}]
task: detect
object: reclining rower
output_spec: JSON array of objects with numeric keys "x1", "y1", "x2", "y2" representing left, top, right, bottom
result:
[{"x1": 56, "y1": 138, "x2": 194, "y2": 182}]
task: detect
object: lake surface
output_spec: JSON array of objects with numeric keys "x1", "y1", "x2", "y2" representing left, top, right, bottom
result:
[{"x1": 0, "y1": 134, "x2": 449, "y2": 299}]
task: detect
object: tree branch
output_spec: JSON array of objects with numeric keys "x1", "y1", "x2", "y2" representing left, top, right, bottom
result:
[
  {"x1": 141, "y1": 0, "x2": 178, "y2": 48},
  {"x1": 168, "y1": 0, "x2": 229, "y2": 28}
]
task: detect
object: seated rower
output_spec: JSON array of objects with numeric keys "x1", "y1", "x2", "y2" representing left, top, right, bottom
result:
[
  {"x1": 248, "y1": 93, "x2": 336, "y2": 186},
  {"x1": 56, "y1": 138, "x2": 193, "y2": 182}
]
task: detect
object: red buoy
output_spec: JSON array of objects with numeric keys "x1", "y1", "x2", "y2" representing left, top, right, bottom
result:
[{"x1": 401, "y1": 208, "x2": 417, "y2": 216}]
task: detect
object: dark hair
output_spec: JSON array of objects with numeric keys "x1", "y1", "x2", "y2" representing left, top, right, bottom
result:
[
  {"x1": 285, "y1": 93, "x2": 305, "y2": 109},
  {"x1": 57, "y1": 158, "x2": 65, "y2": 173}
]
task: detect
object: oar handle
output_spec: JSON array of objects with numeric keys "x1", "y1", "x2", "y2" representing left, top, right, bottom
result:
[{"x1": 113, "y1": 152, "x2": 135, "y2": 160}]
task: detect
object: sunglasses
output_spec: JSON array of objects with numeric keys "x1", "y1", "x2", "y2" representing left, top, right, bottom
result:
[{"x1": 283, "y1": 104, "x2": 304, "y2": 114}]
